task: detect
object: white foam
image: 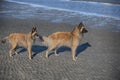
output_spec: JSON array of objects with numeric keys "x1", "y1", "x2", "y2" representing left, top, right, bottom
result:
[
  {"x1": 60, "y1": 0, "x2": 70, "y2": 1},
  {"x1": 69, "y1": 0, "x2": 120, "y2": 6}
]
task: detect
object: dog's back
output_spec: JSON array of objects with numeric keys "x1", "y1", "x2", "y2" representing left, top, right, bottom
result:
[
  {"x1": 9, "y1": 33, "x2": 27, "y2": 46},
  {"x1": 49, "y1": 32, "x2": 72, "y2": 46},
  {"x1": 49, "y1": 32, "x2": 72, "y2": 40},
  {"x1": 42, "y1": 32, "x2": 74, "y2": 48}
]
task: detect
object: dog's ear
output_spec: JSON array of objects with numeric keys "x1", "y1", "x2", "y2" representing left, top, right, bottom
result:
[
  {"x1": 78, "y1": 22, "x2": 88, "y2": 33},
  {"x1": 34, "y1": 27, "x2": 36, "y2": 30},
  {"x1": 33, "y1": 26, "x2": 36, "y2": 30},
  {"x1": 79, "y1": 22, "x2": 83, "y2": 27},
  {"x1": 32, "y1": 27, "x2": 35, "y2": 33},
  {"x1": 32, "y1": 27, "x2": 36, "y2": 33},
  {"x1": 77, "y1": 22, "x2": 83, "y2": 30}
]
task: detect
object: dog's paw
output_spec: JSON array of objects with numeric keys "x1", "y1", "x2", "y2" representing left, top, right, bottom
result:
[
  {"x1": 73, "y1": 59, "x2": 76, "y2": 61},
  {"x1": 15, "y1": 51, "x2": 18, "y2": 55},
  {"x1": 29, "y1": 57, "x2": 32, "y2": 60},
  {"x1": 73, "y1": 57, "x2": 77, "y2": 61},
  {"x1": 10, "y1": 54, "x2": 13, "y2": 58},
  {"x1": 45, "y1": 55, "x2": 48, "y2": 59},
  {"x1": 55, "y1": 53, "x2": 59, "y2": 56}
]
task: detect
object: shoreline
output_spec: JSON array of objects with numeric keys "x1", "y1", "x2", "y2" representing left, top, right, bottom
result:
[{"x1": 71, "y1": 0, "x2": 120, "y2": 4}]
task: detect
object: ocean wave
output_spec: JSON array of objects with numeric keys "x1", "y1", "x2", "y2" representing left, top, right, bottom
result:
[{"x1": 5, "y1": 0, "x2": 120, "y2": 20}]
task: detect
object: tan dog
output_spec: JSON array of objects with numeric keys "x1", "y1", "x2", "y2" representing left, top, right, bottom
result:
[
  {"x1": 41, "y1": 22, "x2": 88, "y2": 61},
  {"x1": 1, "y1": 27, "x2": 39, "y2": 59}
]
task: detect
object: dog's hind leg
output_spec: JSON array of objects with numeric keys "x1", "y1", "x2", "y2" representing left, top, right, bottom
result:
[
  {"x1": 9, "y1": 43, "x2": 17, "y2": 57},
  {"x1": 54, "y1": 48, "x2": 59, "y2": 56},
  {"x1": 45, "y1": 46, "x2": 56, "y2": 58},
  {"x1": 14, "y1": 47, "x2": 18, "y2": 55}
]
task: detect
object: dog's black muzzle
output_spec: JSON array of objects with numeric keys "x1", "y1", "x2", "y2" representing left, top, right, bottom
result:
[
  {"x1": 36, "y1": 34, "x2": 44, "y2": 41},
  {"x1": 82, "y1": 28, "x2": 88, "y2": 33}
]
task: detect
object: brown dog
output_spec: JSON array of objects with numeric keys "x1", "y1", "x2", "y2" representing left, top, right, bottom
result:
[
  {"x1": 41, "y1": 22, "x2": 88, "y2": 61},
  {"x1": 1, "y1": 27, "x2": 39, "y2": 59}
]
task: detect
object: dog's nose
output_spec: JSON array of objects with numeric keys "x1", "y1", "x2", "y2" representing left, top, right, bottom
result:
[
  {"x1": 85, "y1": 29, "x2": 88, "y2": 33},
  {"x1": 82, "y1": 28, "x2": 88, "y2": 33}
]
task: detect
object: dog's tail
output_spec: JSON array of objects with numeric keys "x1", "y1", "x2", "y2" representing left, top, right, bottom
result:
[
  {"x1": 1, "y1": 36, "x2": 9, "y2": 44},
  {"x1": 39, "y1": 36, "x2": 49, "y2": 46}
]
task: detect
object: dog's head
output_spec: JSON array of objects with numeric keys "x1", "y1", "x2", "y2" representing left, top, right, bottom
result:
[
  {"x1": 31, "y1": 27, "x2": 39, "y2": 39},
  {"x1": 78, "y1": 22, "x2": 88, "y2": 33}
]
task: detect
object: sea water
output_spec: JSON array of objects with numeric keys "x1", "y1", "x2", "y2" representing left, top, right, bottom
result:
[{"x1": 1, "y1": 0, "x2": 120, "y2": 32}]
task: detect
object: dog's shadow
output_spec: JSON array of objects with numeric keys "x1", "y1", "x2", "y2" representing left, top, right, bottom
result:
[
  {"x1": 49, "y1": 42, "x2": 91, "y2": 57},
  {"x1": 76, "y1": 42, "x2": 91, "y2": 57},
  {"x1": 18, "y1": 42, "x2": 91, "y2": 58},
  {"x1": 18, "y1": 45, "x2": 47, "y2": 58}
]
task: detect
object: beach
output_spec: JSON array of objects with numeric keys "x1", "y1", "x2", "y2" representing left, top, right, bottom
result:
[{"x1": 0, "y1": 0, "x2": 120, "y2": 80}]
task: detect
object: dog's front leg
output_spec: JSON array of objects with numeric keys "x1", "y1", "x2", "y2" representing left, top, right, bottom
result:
[
  {"x1": 45, "y1": 50, "x2": 49, "y2": 58},
  {"x1": 71, "y1": 46, "x2": 77, "y2": 61},
  {"x1": 9, "y1": 49, "x2": 13, "y2": 57},
  {"x1": 27, "y1": 46, "x2": 32, "y2": 60}
]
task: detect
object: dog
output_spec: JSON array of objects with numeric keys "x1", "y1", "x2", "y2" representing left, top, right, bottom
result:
[
  {"x1": 1, "y1": 27, "x2": 39, "y2": 60},
  {"x1": 41, "y1": 22, "x2": 88, "y2": 61}
]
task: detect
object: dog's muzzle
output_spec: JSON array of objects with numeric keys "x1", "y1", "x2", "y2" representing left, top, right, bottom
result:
[
  {"x1": 82, "y1": 28, "x2": 88, "y2": 33},
  {"x1": 35, "y1": 33, "x2": 40, "y2": 38}
]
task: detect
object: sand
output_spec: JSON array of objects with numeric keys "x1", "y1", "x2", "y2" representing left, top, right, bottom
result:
[{"x1": 0, "y1": 0, "x2": 120, "y2": 80}]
